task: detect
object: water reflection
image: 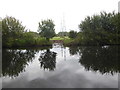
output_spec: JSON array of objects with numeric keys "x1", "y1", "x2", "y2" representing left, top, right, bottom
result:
[
  {"x1": 69, "y1": 46, "x2": 119, "y2": 75},
  {"x1": 2, "y1": 45, "x2": 119, "y2": 78},
  {"x1": 2, "y1": 49, "x2": 38, "y2": 77},
  {"x1": 39, "y1": 49, "x2": 57, "y2": 71},
  {"x1": 69, "y1": 46, "x2": 80, "y2": 55},
  {"x1": 2, "y1": 46, "x2": 55, "y2": 78}
]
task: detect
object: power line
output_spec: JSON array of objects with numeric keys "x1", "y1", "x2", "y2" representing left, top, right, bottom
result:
[{"x1": 60, "y1": 13, "x2": 66, "y2": 37}]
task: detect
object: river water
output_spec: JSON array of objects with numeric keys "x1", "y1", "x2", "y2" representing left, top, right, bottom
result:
[{"x1": 2, "y1": 44, "x2": 119, "y2": 88}]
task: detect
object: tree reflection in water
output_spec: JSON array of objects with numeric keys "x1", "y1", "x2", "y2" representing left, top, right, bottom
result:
[
  {"x1": 2, "y1": 45, "x2": 119, "y2": 78},
  {"x1": 39, "y1": 49, "x2": 57, "y2": 71},
  {"x1": 69, "y1": 46, "x2": 80, "y2": 55},
  {"x1": 2, "y1": 49, "x2": 38, "y2": 78},
  {"x1": 69, "y1": 46, "x2": 119, "y2": 75}
]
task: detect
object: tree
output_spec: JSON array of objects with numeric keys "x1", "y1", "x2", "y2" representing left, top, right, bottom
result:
[
  {"x1": 69, "y1": 30, "x2": 77, "y2": 39},
  {"x1": 38, "y1": 19, "x2": 56, "y2": 41},
  {"x1": 2, "y1": 16, "x2": 26, "y2": 47},
  {"x1": 57, "y1": 31, "x2": 69, "y2": 37},
  {"x1": 78, "y1": 11, "x2": 120, "y2": 45}
]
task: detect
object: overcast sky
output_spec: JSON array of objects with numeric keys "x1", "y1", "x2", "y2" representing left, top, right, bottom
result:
[{"x1": 0, "y1": 0, "x2": 119, "y2": 33}]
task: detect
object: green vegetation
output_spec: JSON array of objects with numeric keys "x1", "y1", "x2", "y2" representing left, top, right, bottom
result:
[
  {"x1": 50, "y1": 36, "x2": 69, "y2": 40},
  {"x1": 2, "y1": 11, "x2": 120, "y2": 48},
  {"x1": 57, "y1": 31, "x2": 69, "y2": 37},
  {"x1": 65, "y1": 12, "x2": 120, "y2": 46},
  {"x1": 2, "y1": 16, "x2": 25, "y2": 47},
  {"x1": 68, "y1": 30, "x2": 77, "y2": 39},
  {"x1": 38, "y1": 19, "x2": 56, "y2": 41},
  {"x1": 50, "y1": 36, "x2": 73, "y2": 45},
  {"x1": 2, "y1": 16, "x2": 52, "y2": 48}
]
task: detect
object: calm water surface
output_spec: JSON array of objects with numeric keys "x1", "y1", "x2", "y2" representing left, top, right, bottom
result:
[{"x1": 2, "y1": 44, "x2": 119, "y2": 88}]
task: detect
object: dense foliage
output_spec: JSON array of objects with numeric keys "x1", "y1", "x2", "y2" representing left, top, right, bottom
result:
[
  {"x1": 2, "y1": 16, "x2": 52, "y2": 48},
  {"x1": 78, "y1": 12, "x2": 120, "y2": 45},
  {"x1": 57, "y1": 31, "x2": 69, "y2": 37},
  {"x1": 2, "y1": 16, "x2": 25, "y2": 47},
  {"x1": 38, "y1": 19, "x2": 56, "y2": 41},
  {"x1": 65, "y1": 12, "x2": 120, "y2": 46},
  {"x1": 69, "y1": 30, "x2": 77, "y2": 39}
]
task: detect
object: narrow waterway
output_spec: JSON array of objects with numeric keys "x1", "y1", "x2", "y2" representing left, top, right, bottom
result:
[{"x1": 2, "y1": 44, "x2": 119, "y2": 88}]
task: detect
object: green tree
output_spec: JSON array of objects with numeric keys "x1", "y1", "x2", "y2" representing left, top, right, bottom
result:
[
  {"x1": 2, "y1": 16, "x2": 26, "y2": 47},
  {"x1": 38, "y1": 19, "x2": 56, "y2": 41},
  {"x1": 57, "y1": 31, "x2": 69, "y2": 37},
  {"x1": 78, "y1": 12, "x2": 120, "y2": 45},
  {"x1": 69, "y1": 30, "x2": 77, "y2": 39}
]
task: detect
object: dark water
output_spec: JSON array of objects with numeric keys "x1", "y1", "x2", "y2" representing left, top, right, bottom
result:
[{"x1": 2, "y1": 44, "x2": 119, "y2": 88}]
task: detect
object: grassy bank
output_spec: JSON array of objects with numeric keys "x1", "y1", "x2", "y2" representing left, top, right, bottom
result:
[
  {"x1": 63, "y1": 38, "x2": 120, "y2": 46},
  {"x1": 50, "y1": 36, "x2": 74, "y2": 45},
  {"x1": 50, "y1": 36, "x2": 70, "y2": 41}
]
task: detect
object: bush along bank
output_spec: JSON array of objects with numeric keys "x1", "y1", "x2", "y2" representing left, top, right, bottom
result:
[{"x1": 65, "y1": 12, "x2": 120, "y2": 46}]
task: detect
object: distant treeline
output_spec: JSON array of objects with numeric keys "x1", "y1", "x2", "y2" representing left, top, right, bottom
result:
[{"x1": 1, "y1": 11, "x2": 120, "y2": 48}]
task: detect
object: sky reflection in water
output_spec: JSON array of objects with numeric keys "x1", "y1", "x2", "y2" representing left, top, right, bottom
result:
[{"x1": 2, "y1": 45, "x2": 119, "y2": 88}]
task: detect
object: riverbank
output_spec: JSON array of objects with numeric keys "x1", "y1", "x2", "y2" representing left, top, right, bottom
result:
[
  {"x1": 3, "y1": 37, "x2": 52, "y2": 48},
  {"x1": 63, "y1": 38, "x2": 120, "y2": 46},
  {"x1": 3, "y1": 35, "x2": 120, "y2": 48}
]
